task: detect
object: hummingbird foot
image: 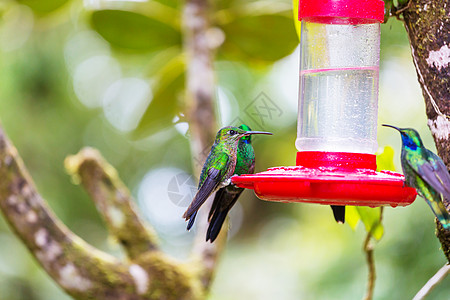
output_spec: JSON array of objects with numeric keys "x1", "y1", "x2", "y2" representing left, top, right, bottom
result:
[{"x1": 220, "y1": 178, "x2": 231, "y2": 187}]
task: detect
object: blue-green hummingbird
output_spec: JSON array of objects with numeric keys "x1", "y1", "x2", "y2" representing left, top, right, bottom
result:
[
  {"x1": 383, "y1": 124, "x2": 450, "y2": 229},
  {"x1": 183, "y1": 126, "x2": 272, "y2": 232},
  {"x1": 206, "y1": 124, "x2": 257, "y2": 242}
]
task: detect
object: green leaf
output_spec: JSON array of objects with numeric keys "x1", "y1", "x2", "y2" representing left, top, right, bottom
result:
[
  {"x1": 356, "y1": 207, "x2": 384, "y2": 240},
  {"x1": 292, "y1": 0, "x2": 301, "y2": 40},
  {"x1": 376, "y1": 145, "x2": 396, "y2": 172},
  {"x1": 213, "y1": 0, "x2": 237, "y2": 11},
  {"x1": 143, "y1": 47, "x2": 182, "y2": 78},
  {"x1": 90, "y1": 10, "x2": 181, "y2": 52},
  {"x1": 15, "y1": 0, "x2": 69, "y2": 14},
  {"x1": 133, "y1": 54, "x2": 185, "y2": 138},
  {"x1": 85, "y1": 1, "x2": 180, "y2": 28},
  {"x1": 346, "y1": 206, "x2": 384, "y2": 240},
  {"x1": 346, "y1": 206, "x2": 360, "y2": 230},
  {"x1": 220, "y1": 13, "x2": 298, "y2": 63},
  {"x1": 151, "y1": 0, "x2": 180, "y2": 9}
]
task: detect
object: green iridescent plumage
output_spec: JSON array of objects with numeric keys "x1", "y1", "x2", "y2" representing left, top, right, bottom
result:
[
  {"x1": 206, "y1": 124, "x2": 256, "y2": 242},
  {"x1": 383, "y1": 124, "x2": 450, "y2": 230},
  {"x1": 183, "y1": 126, "x2": 272, "y2": 235},
  {"x1": 235, "y1": 130, "x2": 255, "y2": 175}
]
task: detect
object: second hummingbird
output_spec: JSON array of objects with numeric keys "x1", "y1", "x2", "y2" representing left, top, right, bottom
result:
[
  {"x1": 383, "y1": 124, "x2": 450, "y2": 230},
  {"x1": 183, "y1": 126, "x2": 272, "y2": 236}
]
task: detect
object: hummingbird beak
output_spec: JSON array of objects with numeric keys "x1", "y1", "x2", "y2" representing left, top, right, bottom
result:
[
  {"x1": 243, "y1": 131, "x2": 273, "y2": 136},
  {"x1": 382, "y1": 124, "x2": 401, "y2": 131}
]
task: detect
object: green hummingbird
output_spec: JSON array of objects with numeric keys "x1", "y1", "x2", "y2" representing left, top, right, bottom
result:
[
  {"x1": 383, "y1": 124, "x2": 450, "y2": 230},
  {"x1": 206, "y1": 124, "x2": 257, "y2": 242},
  {"x1": 183, "y1": 126, "x2": 272, "y2": 232}
]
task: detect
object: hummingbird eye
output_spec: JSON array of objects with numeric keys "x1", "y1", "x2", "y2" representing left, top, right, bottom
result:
[{"x1": 229, "y1": 130, "x2": 236, "y2": 136}]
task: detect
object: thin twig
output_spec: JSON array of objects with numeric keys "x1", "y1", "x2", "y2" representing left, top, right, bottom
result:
[
  {"x1": 413, "y1": 264, "x2": 450, "y2": 300},
  {"x1": 363, "y1": 232, "x2": 376, "y2": 300},
  {"x1": 391, "y1": 0, "x2": 411, "y2": 21},
  {"x1": 363, "y1": 207, "x2": 383, "y2": 300}
]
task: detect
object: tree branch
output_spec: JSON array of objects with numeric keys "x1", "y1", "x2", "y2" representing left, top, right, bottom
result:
[
  {"x1": 0, "y1": 125, "x2": 206, "y2": 299},
  {"x1": 413, "y1": 264, "x2": 450, "y2": 300},
  {"x1": 183, "y1": 0, "x2": 217, "y2": 173},
  {"x1": 183, "y1": 0, "x2": 226, "y2": 289},
  {"x1": 402, "y1": 0, "x2": 450, "y2": 263},
  {"x1": 0, "y1": 127, "x2": 136, "y2": 298},
  {"x1": 362, "y1": 207, "x2": 384, "y2": 300},
  {"x1": 65, "y1": 147, "x2": 159, "y2": 260},
  {"x1": 363, "y1": 233, "x2": 376, "y2": 300}
]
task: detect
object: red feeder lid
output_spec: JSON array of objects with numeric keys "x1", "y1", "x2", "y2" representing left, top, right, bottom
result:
[
  {"x1": 232, "y1": 152, "x2": 417, "y2": 207},
  {"x1": 299, "y1": 0, "x2": 385, "y2": 24}
]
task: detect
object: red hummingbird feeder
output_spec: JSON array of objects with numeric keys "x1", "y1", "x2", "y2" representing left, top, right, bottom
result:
[{"x1": 232, "y1": 0, "x2": 417, "y2": 207}]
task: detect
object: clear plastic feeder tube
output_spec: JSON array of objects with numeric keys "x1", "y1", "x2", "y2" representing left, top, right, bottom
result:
[
  {"x1": 296, "y1": 18, "x2": 380, "y2": 154},
  {"x1": 230, "y1": 1, "x2": 418, "y2": 208}
]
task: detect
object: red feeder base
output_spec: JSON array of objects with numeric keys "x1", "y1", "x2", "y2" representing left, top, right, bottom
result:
[{"x1": 231, "y1": 151, "x2": 417, "y2": 207}]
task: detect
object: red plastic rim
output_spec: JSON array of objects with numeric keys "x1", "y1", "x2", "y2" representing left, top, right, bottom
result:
[
  {"x1": 232, "y1": 151, "x2": 417, "y2": 207},
  {"x1": 232, "y1": 166, "x2": 417, "y2": 207},
  {"x1": 296, "y1": 151, "x2": 377, "y2": 170},
  {"x1": 298, "y1": 0, "x2": 385, "y2": 24}
]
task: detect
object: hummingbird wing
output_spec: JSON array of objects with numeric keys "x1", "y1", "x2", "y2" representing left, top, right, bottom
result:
[
  {"x1": 406, "y1": 151, "x2": 450, "y2": 229},
  {"x1": 182, "y1": 153, "x2": 230, "y2": 221},
  {"x1": 414, "y1": 150, "x2": 450, "y2": 199},
  {"x1": 414, "y1": 174, "x2": 450, "y2": 230},
  {"x1": 206, "y1": 185, "x2": 243, "y2": 242}
]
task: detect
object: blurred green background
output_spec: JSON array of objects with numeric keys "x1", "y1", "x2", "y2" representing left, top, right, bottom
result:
[{"x1": 0, "y1": 0, "x2": 448, "y2": 299}]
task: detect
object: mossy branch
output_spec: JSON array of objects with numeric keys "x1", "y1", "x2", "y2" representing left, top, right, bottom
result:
[
  {"x1": 65, "y1": 147, "x2": 159, "y2": 260},
  {"x1": 0, "y1": 127, "x2": 147, "y2": 299},
  {"x1": 0, "y1": 0, "x2": 229, "y2": 297},
  {"x1": 0, "y1": 125, "x2": 219, "y2": 299}
]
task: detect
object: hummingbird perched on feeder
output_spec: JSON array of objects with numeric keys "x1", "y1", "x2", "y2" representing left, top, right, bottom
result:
[
  {"x1": 206, "y1": 124, "x2": 257, "y2": 242},
  {"x1": 183, "y1": 126, "x2": 273, "y2": 235},
  {"x1": 383, "y1": 124, "x2": 450, "y2": 230}
]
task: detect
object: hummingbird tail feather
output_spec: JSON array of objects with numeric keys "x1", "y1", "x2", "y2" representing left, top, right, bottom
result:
[
  {"x1": 424, "y1": 194, "x2": 450, "y2": 230},
  {"x1": 206, "y1": 194, "x2": 241, "y2": 242},
  {"x1": 434, "y1": 205, "x2": 450, "y2": 230},
  {"x1": 208, "y1": 189, "x2": 224, "y2": 221},
  {"x1": 331, "y1": 205, "x2": 345, "y2": 224},
  {"x1": 206, "y1": 210, "x2": 228, "y2": 243},
  {"x1": 437, "y1": 212, "x2": 450, "y2": 230},
  {"x1": 186, "y1": 211, "x2": 197, "y2": 231}
]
